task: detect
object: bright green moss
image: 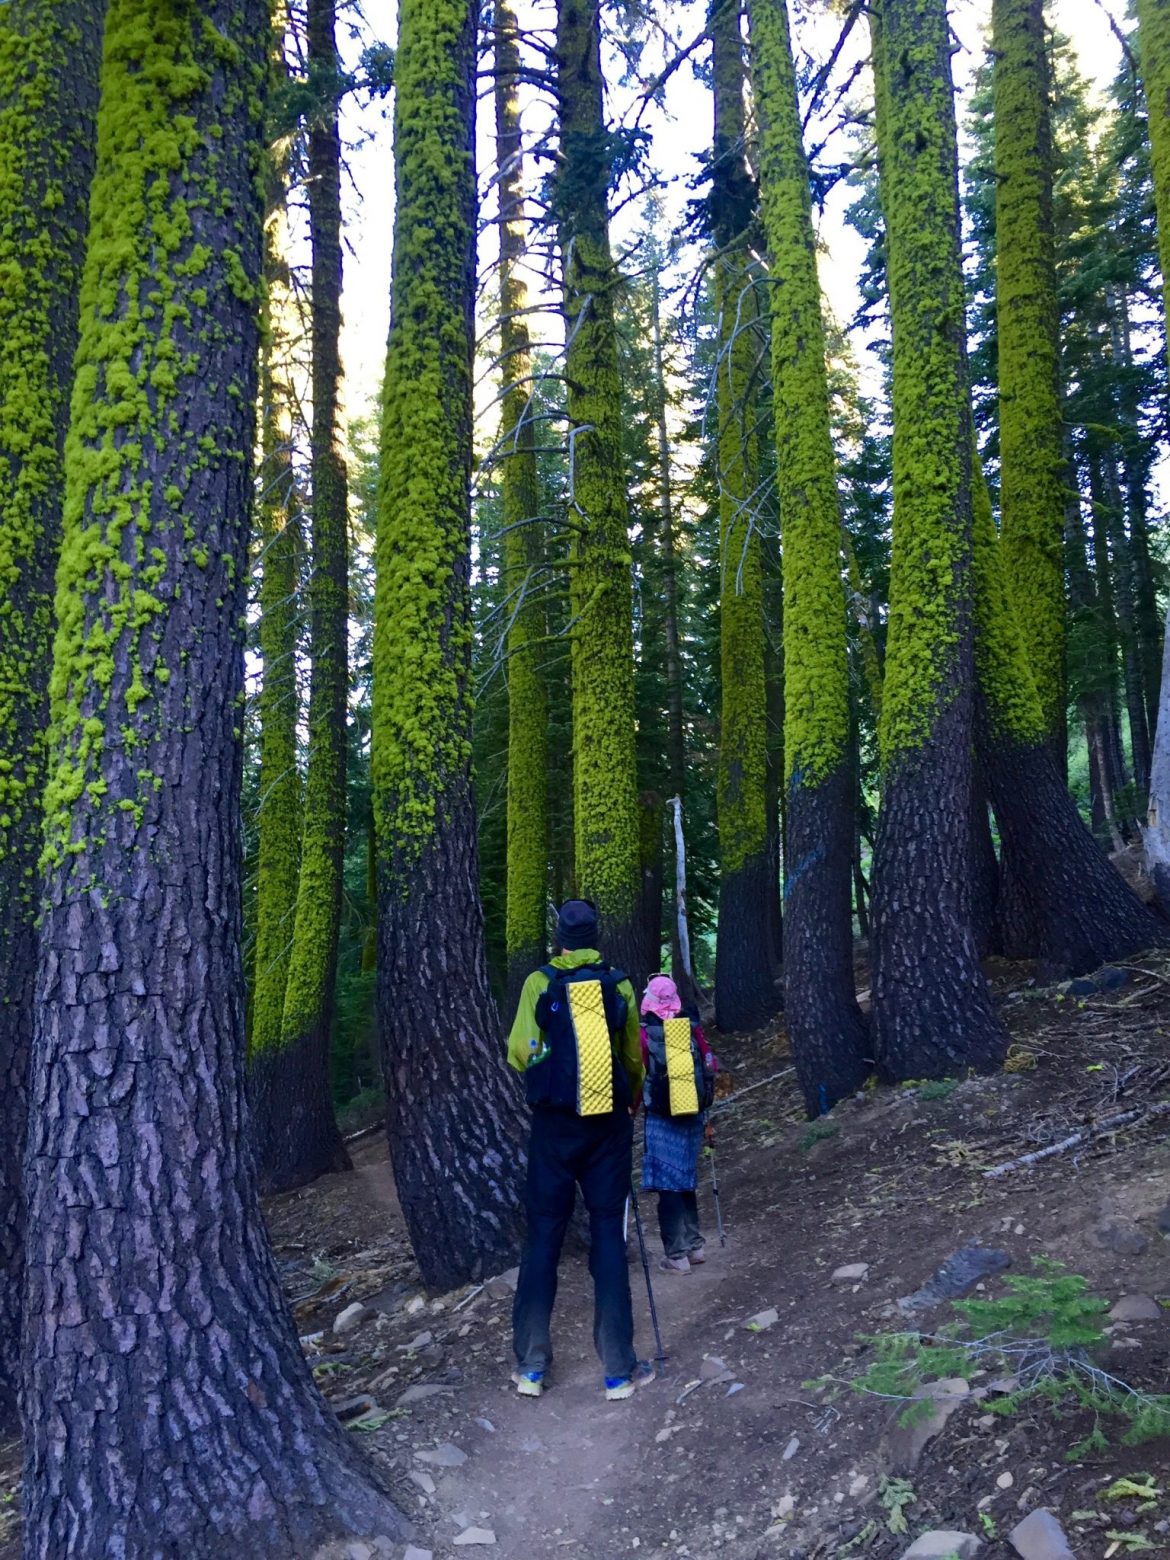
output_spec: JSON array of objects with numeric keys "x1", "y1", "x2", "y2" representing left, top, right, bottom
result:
[
  {"x1": 870, "y1": 0, "x2": 974, "y2": 766},
  {"x1": 0, "y1": 0, "x2": 103, "y2": 946},
  {"x1": 1138, "y1": 0, "x2": 1170, "y2": 358},
  {"x1": 249, "y1": 225, "x2": 302, "y2": 1059},
  {"x1": 972, "y1": 456, "x2": 1048, "y2": 744},
  {"x1": 40, "y1": 0, "x2": 266, "y2": 877},
  {"x1": 496, "y1": 1, "x2": 548, "y2": 969},
  {"x1": 993, "y1": 0, "x2": 1066, "y2": 744},
  {"x1": 554, "y1": 0, "x2": 641, "y2": 929},
  {"x1": 373, "y1": 0, "x2": 480, "y2": 883},
  {"x1": 750, "y1": 0, "x2": 852, "y2": 792}
]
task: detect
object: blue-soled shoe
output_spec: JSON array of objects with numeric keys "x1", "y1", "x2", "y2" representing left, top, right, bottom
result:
[
  {"x1": 604, "y1": 1360, "x2": 656, "y2": 1400},
  {"x1": 511, "y1": 1369, "x2": 545, "y2": 1398}
]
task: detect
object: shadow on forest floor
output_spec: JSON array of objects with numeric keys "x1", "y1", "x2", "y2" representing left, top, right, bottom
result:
[{"x1": 7, "y1": 951, "x2": 1170, "y2": 1557}]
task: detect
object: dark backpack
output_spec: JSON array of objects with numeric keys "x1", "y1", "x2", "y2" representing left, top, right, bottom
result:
[
  {"x1": 526, "y1": 963, "x2": 631, "y2": 1116},
  {"x1": 643, "y1": 1012, "x2": 713, "y2": 1118}
]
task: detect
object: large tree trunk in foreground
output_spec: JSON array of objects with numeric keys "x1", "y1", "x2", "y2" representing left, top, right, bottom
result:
[
  {"x1": 0, "y1": 0, "x2": 104, "y2": 1428},
  {"x1": 555, "y1": 0, "x2": 647, "y2": 985},
  {"x1": 496, "y1": 0, "x2": 549, "y2": 1012},
  {"x1": 867, "y1": 0, "x2": 1008, "y2": 1080},
  {"x1": 750, "y1": 0, "x2": 868, "y2": 1113},
  {"x1": 972, "y1": 468, "x2": 1167, "y2": 975},
  {"x1": 711, "y1": 0, "x2": 780, "y2": 1034},
  {"x1": 22, "y1": 4, "x2": 405, "y2": 1552},
  {"x1": 1146, "y1": 604, "x2": 1170, "y2": 914},
  {"x1": 254, "y1": 0, "x2": 352, "y2": 1194},
  {"x1": 374, "y1": 0, "x2": 525, "y2": 1292}
]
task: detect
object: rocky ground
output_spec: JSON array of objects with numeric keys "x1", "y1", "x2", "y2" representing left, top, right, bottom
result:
[{"x1": 6, "y1": 954, "x2": 1170, "y2": 1559}]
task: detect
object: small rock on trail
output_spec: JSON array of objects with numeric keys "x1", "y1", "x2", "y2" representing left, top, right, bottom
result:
[
  {"x1": 415, "y1": 1443, "x2": 468, "y2": 1468},
  {"x1": 1009, "y1": 1508, "x2": 1076, "y2": 1560},
  {"x1": 1109, "y1": 1294, "x2": 1161, "y2": 1322},
  {"x1": 453, "y1": 1529, "x2": 496, "y2": 1547},
  {"x1": 831, "y1": 1263, "x2": 869, "y2": 1283},
  {"x1": 900, "y1": 1533, "x2": 982, "y2": 1560},
  {"x1": 1094, "y1": 1219, "x2": 1149, "y2": 1257},
  {"x1": 333, "y1": 1301, "x2": 371, "y2": 1335}
]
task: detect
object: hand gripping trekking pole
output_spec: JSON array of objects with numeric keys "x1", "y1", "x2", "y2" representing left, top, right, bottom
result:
[
  {"x1": 628, "y1": 1180, "x2": 667, "y2": 1366},
  {"x1": 706, "y1": 1123, "x2": 726, "y2": 1246}
]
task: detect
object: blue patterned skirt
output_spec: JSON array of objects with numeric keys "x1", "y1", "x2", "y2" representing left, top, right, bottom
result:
[{"x1": 641, "y1": 1111, "x2": 704, "y2": 1193}]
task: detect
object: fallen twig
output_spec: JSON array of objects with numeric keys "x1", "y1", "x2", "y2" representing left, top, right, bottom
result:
[
  {"x1": 709, "y1": 1068, "x2": 797, "y2": 1114},
  {"x1": 983, "y1": 1101, "x2": 1170, "y2": 1179}
]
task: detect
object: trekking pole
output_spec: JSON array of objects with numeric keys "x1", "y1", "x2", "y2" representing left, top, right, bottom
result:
[
  {"x1": 628, "y1": 1180, "x2": 668, "y2": 1367},
  {"x1": 706, "y1": 1123, "x2": 726, "y2": 1246}
]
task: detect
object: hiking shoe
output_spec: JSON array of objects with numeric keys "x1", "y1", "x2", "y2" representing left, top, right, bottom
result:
[
  {"x1": 659, "y1": 1255, "x2": 690, "y2": 1274},
  {"x1": 604, "y1": 1360, "x2": 656, "y2": 1401},
  {"x1": 512, "y1": 1369, "x2": 545, "y2": 1398},
  {"x1": 688, "y1": 1245, "x2": 707, "y2": 1265}
]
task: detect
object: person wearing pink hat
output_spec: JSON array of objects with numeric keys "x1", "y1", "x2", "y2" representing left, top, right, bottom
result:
[{"x1": 639, "y1": 973, "x2": 718, "y2": 1272}]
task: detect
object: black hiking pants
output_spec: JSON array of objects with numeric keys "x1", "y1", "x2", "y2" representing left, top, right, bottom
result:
[
  {"x1": 657, "y1": 1189, "x2": 702, "y2": 1259},
  {"x1": 512, "y1": 1106, "x2": 636, "y2": 1381}
]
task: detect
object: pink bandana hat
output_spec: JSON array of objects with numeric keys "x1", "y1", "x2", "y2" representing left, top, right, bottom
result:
[{"x1": 641, "y1": 973, "x2": 682, "y2": 1020}]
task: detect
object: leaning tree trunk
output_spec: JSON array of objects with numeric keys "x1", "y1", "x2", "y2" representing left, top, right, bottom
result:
[
  {"x1": 710, "y1": 0, "x2": 781, "y2": 1033},
  {"x1": 254, "y1": 0, "x2": 353, "y2": 1194},
  {"x1": 0, "y1": 0, "x2": 104, "y2": 1428},
  {"x1": 867, "y1": 0, "x2": 1008, "y2": 1080},
  {"x1": 993, "y1": 0, "x2": 1067, "y2": 771},
  {"x1": 972, "y1": 467, "x2": 1167, "y2": 976},
  {"x1": 22, "y1": 3, "x2": 406, "y2": 1552},
  {"x1": 749, "y1": 0, "x2": 868, "y2": 1113},
  {"x1": 374, "y1": 0, "x2": 526, "y2": 1291},
  {"x1": 555, "y1": 0, "x2": 646, "y2": 985},
  {"x1": 496, "y1": 0, "x2": 549, "y2": 1011}
]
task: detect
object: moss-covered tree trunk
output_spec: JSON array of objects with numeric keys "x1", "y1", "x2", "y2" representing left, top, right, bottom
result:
[
  {"x1": 22, "y1": 3, "x2": 406, "y2": 1550},
  {"x1": 711, "y1": 0, "x2": 780, "y2": 1033},
  {"x1": 374, "y1": 0, "x2": 526, "y2": 1290},
  {"x1": 0, "y1": 0, "x2": 104, "y2": 1428},
  {"x1": 993, "y1": 0, "x2": 1067, "y2": 767},
  {"x1": 973, "y1": 463, "x2": 1166, "y2": 975},
  {"x1": 496, "y1": 0, "x2": 548, "y2": 1010},
  {"x1": 749, "y1": 0, "x2": 868, "y2": 1113},
  {"x1": 867, "y1": 0, "x2": 1008, "y2": 1080},
  {"x1": 250, "y1": 126, "x2": 302, "y2": 1073},
  {"x1": 649, "y1": 263, "x2": 699, "y2": 1005},
  {"x1": 253, "y1": 0, "x2": 352, "y2": 1194},
  {"x1": 554, "y1": 0, "x2": 645, "y2": 983}
]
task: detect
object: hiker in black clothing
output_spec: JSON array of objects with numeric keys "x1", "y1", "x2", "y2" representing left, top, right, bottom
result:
[{"x1": 505, "y1": 899, "x2": 655, "y2": 1401}]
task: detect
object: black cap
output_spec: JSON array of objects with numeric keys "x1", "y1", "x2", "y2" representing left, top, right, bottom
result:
[{"x1": 556, "y1": 899, "x2": 599, "y2": 951}]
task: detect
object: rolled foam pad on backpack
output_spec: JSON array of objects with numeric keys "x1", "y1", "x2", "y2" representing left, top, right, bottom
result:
[
  {"x1": 664, "y1": 1016, "x2": 700, "y2": 1116},
  {"x1": 568, "y1": 979, "x2": 614, "y2": 1116}
]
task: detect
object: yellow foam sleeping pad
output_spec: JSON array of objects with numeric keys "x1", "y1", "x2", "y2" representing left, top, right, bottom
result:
[
  {"x1": 567, "y1": 978, "x2": 614, "y2": 1116},
  {"x1": 664, "y1": 1016, "x2": 699, "y2": 1115}
]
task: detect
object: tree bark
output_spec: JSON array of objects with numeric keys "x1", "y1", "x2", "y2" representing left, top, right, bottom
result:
[
  {"x1": 555, "y1": 0, "x2": 646, "y2": 984},
  {"x1": 0, "y1": 0, "x2": 104, "y2": 1429},
  {"x1": 749, "y1": 0, "x2": 868, "y2": 1112},
  {"x1": 254, "y1": 0, "x2": 352, "y2": 1195},
  {"x1": 1145, "y1": 603, "x2": 1170, "y2": 913},
  {"x1": 993, "y1": 0, "x2": 1067, "y2": 768},
  {"x1": 374, "y1": 0, "x2": 526, "y2": 1290},
  {"x1": 868, "y1": 0, "x2": 1008, "y2": 1079},
  {"x1": 496, "y1": 0, "x2": 550, "y2": 1012},
  {"x1": 23, "y1": 4, "x2": 405, "y2": 1551},
  {"x1": 711, "y1": 0, "x2": 781, "y2": 1033}
]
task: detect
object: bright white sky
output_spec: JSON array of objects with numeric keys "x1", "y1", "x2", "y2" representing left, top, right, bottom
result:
[{"x1": 335, "y1": 0, "x2": 1131, "y2": 429}]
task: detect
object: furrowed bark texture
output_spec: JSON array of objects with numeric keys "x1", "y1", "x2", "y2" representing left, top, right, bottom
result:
[
  {"x1": 868, "y1": 0, "x2": 1008, "y2": 1080},
  {"x1": 0, "y1": 0, "x2": 104, "y2": 1427},
  {"x1": 24, "y1": 3, "x2": 405, "y2": 1553},
  {"x1": 496, "y1": 0, "x2": 549, "y2": 1010},
  {"x1": 750, "y1": 0, "x2": 868, "y2": 1113},
  {"x1": 971, "y1": 471, "x2": 1168, "y2": 975},
  {"x1": 374, "y1": 0, "x2": 526, "y2": 1291},
  {"x1": 993, "y1": 0, "x2": 1067, "y2": 762},
  {"x1": 254, "y1": 0, "x2": 352, "y2": 1194},
  {"x1": 555, "y1": 0, "x2": 645, "y2": 984},
  {"x1": 711, "y1": 0, "x2": 780, "y2": 1034}
]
